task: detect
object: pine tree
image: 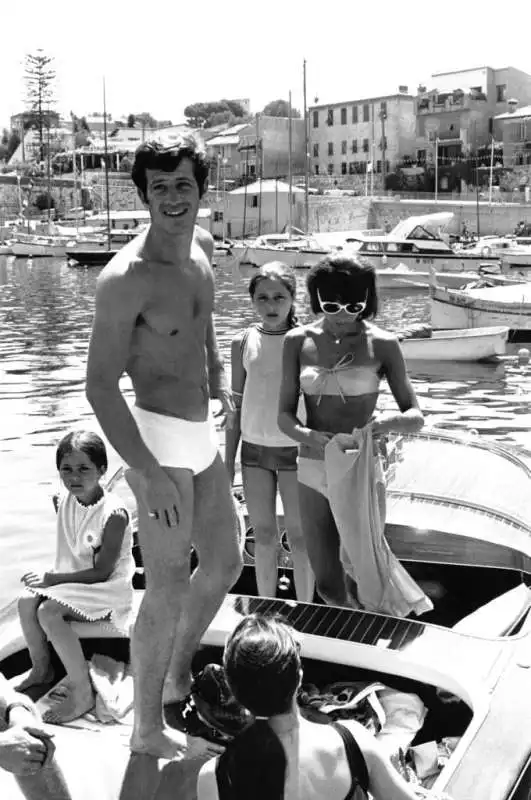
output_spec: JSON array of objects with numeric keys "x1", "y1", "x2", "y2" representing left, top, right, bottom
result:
[{"x1": 24, "y1": 50, "x2": 57, "y2": 163}]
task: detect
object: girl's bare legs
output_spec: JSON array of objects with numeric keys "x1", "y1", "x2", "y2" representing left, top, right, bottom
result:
[
  {"x1": 16, "y1": 596, "x2": 55, "y2": 691},
  {"x1": 277, "y1": 470, "x2": 315, "y2": 602},
  {"x1": 298, "y1": 482, "x2": 353, "y2": 607},
  {"x1": 243, "y1": 466, "x2": 279, "y2": 598},
  {"x1": 36, "y1": 600, "x2": 93, "y2": 724}
]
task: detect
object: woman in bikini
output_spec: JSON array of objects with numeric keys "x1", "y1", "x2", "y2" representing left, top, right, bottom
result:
[{"x1": 278, "y1": 254, "x2": 426, "y2": 611}]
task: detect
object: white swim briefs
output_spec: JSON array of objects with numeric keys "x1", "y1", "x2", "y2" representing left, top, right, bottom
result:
[{"x1": 131, "y1": 405, "x2": 219, "y2": 474}]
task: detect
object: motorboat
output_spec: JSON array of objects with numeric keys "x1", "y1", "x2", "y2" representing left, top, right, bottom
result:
[
  {"x1": 234, "y1": 232, "x2": 332, "y2": 270},
  {"x1": 1, "y1": 431, "x2": 531, "y2": 799},
  {"x1": 66, "y1": 230, "x2": 145, "y2": 267},
  {"x1": 376, "y1": 264, "x2": 484, "y2": 291},
  {"x1": 10, "y1": 233, "x2": 73, "y2": 258},
  {"x1": 348, "y1": 212, "x2": 501, "y2": 275},
  {"x1": 398, "y1": 326, "x2": 509, "y2": 362},
  {"x1": 429, "y1": 275, "x2": 531, "y2": 338},
  {"x1": 457, "y1": 236, "x2": 531, "y2": 270}
]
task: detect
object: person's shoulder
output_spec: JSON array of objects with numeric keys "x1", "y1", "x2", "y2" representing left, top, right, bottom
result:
[
  {"x1": 232, "y1": 326, "x2": 253, "y2": 345},
  {"x1": 285, "y1": 324, "x2": 310, "y2": 342},
  {"x1": 96, "y1": 237, "x2": 147, "y2": 293},
  {"x1": 365, "y1": 322, "x2": 397, "y2": 344},
  {"x1": 195, "y1": 225, "x2": 214, "y2": 260}
]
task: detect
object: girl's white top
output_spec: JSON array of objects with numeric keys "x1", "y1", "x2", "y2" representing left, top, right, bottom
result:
[
  {"x1": 240, "y1": 324, "x2": 298, "y2": 448},
  {"x1": 26, "y1": 490, "x2": 135, "y2": 634}
]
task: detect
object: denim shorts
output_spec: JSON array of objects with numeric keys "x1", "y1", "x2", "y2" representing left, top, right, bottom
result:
[{"x1": 241, "y1": 441, "x2": 298, "y2": 472}]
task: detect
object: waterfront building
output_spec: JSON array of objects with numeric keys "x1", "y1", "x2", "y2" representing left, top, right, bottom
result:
[
  {"x1": 309, "y1": 89, "x2": 416, "y2": 180},
  {"x1": 415, "y1": 66, "x2": 531, "y2": 172},
  {"x1": 494, "y1": 101, "x2": 531, "y2": 168},
  {"x1": 210, "y1": 179, "x2": 304, "y2": 239},
  {"x1": 205, "y1": 116, "x2": 306, "y2": 189}
]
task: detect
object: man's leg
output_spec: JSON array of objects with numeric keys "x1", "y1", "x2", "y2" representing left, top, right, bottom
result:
[
  {"x1": 126, "y1": 467, "x2": 195, "y2": 759},
  {"x1": 163, "y1": 454, "x2": 242, "y2": 704}
]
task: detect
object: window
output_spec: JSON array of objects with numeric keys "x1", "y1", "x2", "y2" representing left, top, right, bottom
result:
[
  {"x1": 327, "y1": 108, "x2": 334, "y2": 126},
  {"x1": 496, "y1": 84, "x2": 506, "y2": 102},
  {"x1": 313, "y1": 143, "x2": 319, "y2": 157},
  {"x1": 363, "y1": 103, "x2": 370, "y2": 122},
  {"x1": 313, "y1": 110, "x2": 319, "y2": 128},
  {"x1": 341, "y1": 162, "x2": 347, "y2": 175},
  {"x1": 363, "y1": 138, "x2": 369, "y2": 152},
  {"x1": 351, "y1": 140, "x2": 358, "y2": 153},
  {"x1": 250, "y1": 195, "x2": 258, "y2": 208},
  {"x1": 341, "y1": 107, "x2": 347, "y2": 125},
  {"x1": 352, "y1": 106, "x2": 358, "y2": 124},
  {"x1": 376, "y1": 160, "x2": 382, "y2": 173},
  {"x1": 386, "y1": 160, "x2": 390, "y2": 173},
  {"x1": 488, "y1": 117, "x2": 493, "y2": 135},
  {"x1": 328, "y1": 163, "x2": 334, "y2": 175},
  {"x1": 348, "y1": 162, "x2": 355, "y2": 174},
  {"x1": 328, "y1": 142, "x2": 334, "y2": 156},
  {"x1": 341, "y1": 140, "x2": 347, "y2": 155},
  {"x1": 315, "y1": 164, "x2": 319, "y2": 175},
  {"x1": 213, "y1": 211, "x2": 223, "y2": 222},
  {"x1": 380, "y1": 101, "x2": 387, "y2": 116}
]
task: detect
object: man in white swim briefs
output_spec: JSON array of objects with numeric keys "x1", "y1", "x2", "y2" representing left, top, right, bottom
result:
[{"x1": 86, "y1": 135, "x2": 243, "y2": 759}]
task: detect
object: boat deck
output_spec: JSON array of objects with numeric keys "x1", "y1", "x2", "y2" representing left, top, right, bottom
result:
[{"x1": 0, "y1": 708, "x2": 214, "y2": 800}]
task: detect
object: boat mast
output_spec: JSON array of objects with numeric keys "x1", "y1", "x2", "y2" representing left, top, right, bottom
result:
[
  {"x1": 102, "y1": 78, "x2": 111, "y2": 250},
  {"x1": 303, "y1": 58, "x2": 310, "y2": 233},
  {"x1": 71, "y1": 111, "x2": 79, "y2": 232},
  {"x1": 288, "y1": 90, "x2": 292, "y2": 238}
]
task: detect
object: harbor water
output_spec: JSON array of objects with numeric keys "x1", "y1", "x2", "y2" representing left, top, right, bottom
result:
[{"x1": 1, "y1": 253, "x2": 530, "y2": 611}]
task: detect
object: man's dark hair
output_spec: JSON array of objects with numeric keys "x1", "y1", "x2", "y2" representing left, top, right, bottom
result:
[{"x1": 131, "y1": 135, "x2": 210, "y2": 201}]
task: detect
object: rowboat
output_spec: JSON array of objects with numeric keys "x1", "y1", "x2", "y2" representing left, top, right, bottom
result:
[
  {"x1": 399, "y1": 326, "x2": 509, "y2": 362},
  {"x1": 1, "y1": 431, "x2": 530, "y2": 800},
  {"x1": 430, "y1": 279, "x2": 531, "y2": 338}
]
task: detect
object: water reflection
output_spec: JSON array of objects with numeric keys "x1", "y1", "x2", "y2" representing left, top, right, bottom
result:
[{"x1": 0, "y1": 254, "x2": 530, "y2": 609}]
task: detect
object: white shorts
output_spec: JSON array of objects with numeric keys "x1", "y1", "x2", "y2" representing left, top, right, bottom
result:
[{"x1": 131, "y1": 405, "x2": 219, "y2": 474}]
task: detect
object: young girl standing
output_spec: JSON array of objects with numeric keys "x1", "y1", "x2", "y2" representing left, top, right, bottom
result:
[
  {"x1": 225, "y1": 262, "x2": 314, "y2": 602},
  {"x1": 16, "y1": 430, "x2": 135, "y2": 725}
]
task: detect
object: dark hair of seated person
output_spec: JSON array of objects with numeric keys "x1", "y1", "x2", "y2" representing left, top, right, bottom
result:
[{"x1": 216, "y1": 614, "x2": 301, "y2": 800}]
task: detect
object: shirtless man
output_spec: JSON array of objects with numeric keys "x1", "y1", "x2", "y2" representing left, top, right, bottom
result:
[{"x1": 86, "y1": 136, "x2": 243, "y2": 758}]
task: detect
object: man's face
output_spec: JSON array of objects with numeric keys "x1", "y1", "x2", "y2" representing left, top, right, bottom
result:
[{"x1": 143, "y1": 158, "x2": 202, "y2": 234}]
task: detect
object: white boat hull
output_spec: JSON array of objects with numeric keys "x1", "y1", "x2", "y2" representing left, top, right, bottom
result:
[
  {"x1": 400, "y1": 327, "x2": 508, "y2": 361},
  {"x1": 0, "y1": 244, "x2": 12, "y2": 255},
  {"x1": 11, "y1": 242, "x2": 68, "y2": 258},
  {"x1": 238, "y1": 245, "x2": 329, "y2": 269},
  {"x1": 430, "y1": 286, "x2": 531, "y2": 331},
  {"x1": 363, "y1": 252, "x2": 499, "y2": 274},
  {"x1": 377, "y1": 269, "x2": 480, "y2": 291}
]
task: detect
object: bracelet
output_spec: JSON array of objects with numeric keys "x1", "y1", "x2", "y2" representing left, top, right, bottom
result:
[{"x1": 5, "y1": 701, "x2": 36, "y2": 724}]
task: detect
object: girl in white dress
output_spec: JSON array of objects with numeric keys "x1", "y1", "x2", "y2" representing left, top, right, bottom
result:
[{"x1": 16, "y1": 431, "x2": 134, "y2": 725}]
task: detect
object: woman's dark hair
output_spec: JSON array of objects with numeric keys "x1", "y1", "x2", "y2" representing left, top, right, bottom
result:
[
  {"x1": 56, "y1": 430, "x2": 108, "y2": 472},
  {"x1": 131, "y1": 135, "x2": 210, "y2": 201},
  {"x1": 217, "y1": 615, "x2": 301, "y2": 800},
  {"x1": 248, "y1": 261, "x2": 298, "y2": 328},
  {"x1": 306, "y1": 254, "x2": 378, "y2": 319}
]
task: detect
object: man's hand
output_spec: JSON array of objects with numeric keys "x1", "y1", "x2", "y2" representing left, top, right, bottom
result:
[
  {"x1": 0, "y1": 726, "x2": 53, "y2": 775},
  {"x1": 212, "y1": 389, "x2": 235, "y2": 431},
  {"x1": 306, "y1": 429, "x2": 335, "y2": 457},
  {"x1": 140, "y1": 467, "x2": 182, "y2": 529}
]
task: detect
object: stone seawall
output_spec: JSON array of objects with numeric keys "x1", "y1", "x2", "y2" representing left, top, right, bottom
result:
[{"x1": 369, "y1": 198, "x2": 531, "y2": 236}]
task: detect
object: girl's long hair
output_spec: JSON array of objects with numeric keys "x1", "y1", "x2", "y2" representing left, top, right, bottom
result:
[
  {"x1": 248, "y1": 262, "x2": 298, "y2": 328},
  {"x1": 216, "y1": 615, "x2": 301, "y2": 800}
]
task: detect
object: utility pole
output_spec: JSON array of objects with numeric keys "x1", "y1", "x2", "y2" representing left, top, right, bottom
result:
[
  {"x1": 303, "y1": 58, "x2": 310, "y2": 233},
  {"x1": 434, "y1": 137, "x2": 439, "y2": 202},
  {"x1": 256, "y1": 113, "x2": 262, "y2": 236},
  {"x1": 288, "y1": 90, "x2": 293, "y2": 236},
  {"x1": 380, "y1": 106, "x2": 387, "y2": 191}
]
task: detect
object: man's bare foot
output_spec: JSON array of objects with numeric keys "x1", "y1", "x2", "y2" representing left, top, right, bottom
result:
[
  {"x1": 130, "y1": 726, "x2": 189, "y2": 760},
  {"x1": 39, "y1": 680, "x2": 94, "y2": 724},
  {"x1": 14, "y1": 666, "x2": 55, "y2": 692}
]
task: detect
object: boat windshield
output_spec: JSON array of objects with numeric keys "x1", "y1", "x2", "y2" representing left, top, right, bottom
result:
[{"x1": 406, "y1": 225, "x2": 438, "y2": 241}]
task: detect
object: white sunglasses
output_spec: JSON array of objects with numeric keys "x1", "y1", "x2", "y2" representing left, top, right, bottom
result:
[{"x1": 317, "y1": 288, "x2": 368, "y2": 316}]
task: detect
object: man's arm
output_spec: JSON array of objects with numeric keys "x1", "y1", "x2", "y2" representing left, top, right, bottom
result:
[{"x1": 86, "y1": 264, "x2": 160, "y2": 474}]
